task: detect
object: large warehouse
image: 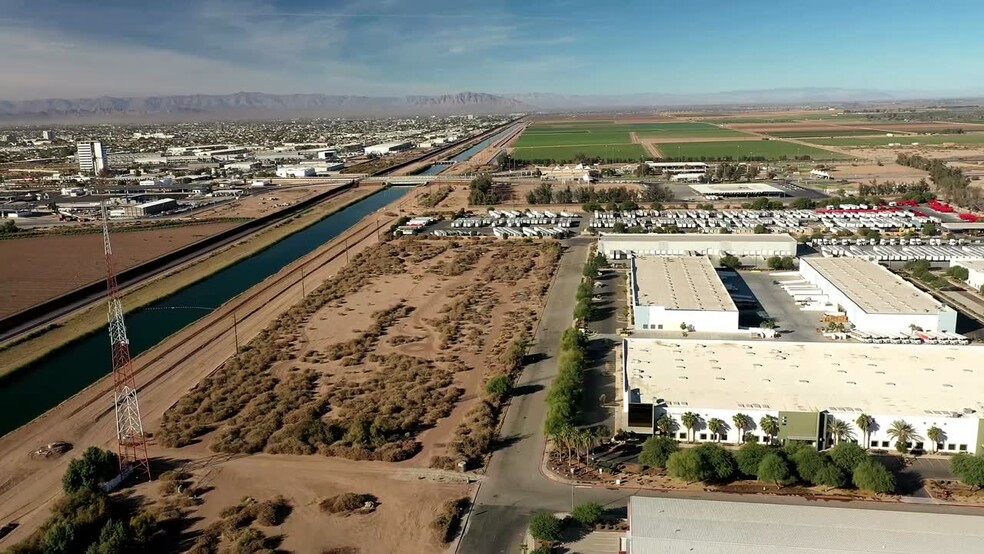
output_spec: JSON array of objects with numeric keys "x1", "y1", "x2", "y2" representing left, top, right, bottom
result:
[
  {"x1": 364, "y1": 141, "x2": 412, "y2": 156},
  {"x1": 599, "y1": 233, "x2": 797, "y2": 259},
  {"x1": 624, "y1": 497, "x2": 984, "y2": 553},
  {"x1": 621, "y1": 338, "x2": 984, "y2": 453},
  {"x1": 689, "y1": 182, "x2": 787, "y2": 198},
  {"x1": 950, "y1": 259, "x2": 984, "y2": 290},
  {"x1": 629, "y1": 256, "x2": 738, "y2": 332},
  {"x1": 108, "y1": 197, "x2": 177, "y2": 218},
  {"x1": 800, "y1": 257, "x2": 957, "y2": 334}
]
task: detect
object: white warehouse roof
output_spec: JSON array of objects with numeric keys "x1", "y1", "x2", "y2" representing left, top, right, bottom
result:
[
  {"x1": 801, "y1": 257, "x2": 941, "y2": 315},
  {"x1": 624, "y1": 338, "x2": 984, "y2": 416},
  {"x1": 632, "y1": 256, "x2": 736, "y2": 312},
  {"x1": 601, "y1": 233, "x2": 797, "y2": 245},
  {"x1": 627, "y1": 496, "x2": 984, "y2": 553},
  {"x1": 689, "y1": 182, "x2": 785, "y2": 195}
]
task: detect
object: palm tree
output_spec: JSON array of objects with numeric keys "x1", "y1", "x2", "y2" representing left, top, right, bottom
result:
[
  {"x1": 655, "y1": 414, "x2": 677, "y2": 437},
  {"x1": 855, "y1": 414, "x2": 875, "y2": 449},
  {"x1": 707, "y1": 418, "x2": 727, "y2": 443},
  {"x1": 760, "y1": 415, "x2": 779, "y2": 444},
  {"x1": 732, "y1": 413, "x2": 752, "y2": 443},
  {"x1": 926, "y1": 426, "x2": 945, "y2": 452},
  {"x1": 681, "y1": 412, "x2": 701, "y2": 443},
  {"x1": 886, "y1": 420, "x2": 922, "y2": 454},
  {"x1": 827, "y1": 417, "x2": 853, "y2": 445}
]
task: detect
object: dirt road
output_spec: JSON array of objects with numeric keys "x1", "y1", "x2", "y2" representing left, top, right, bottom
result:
[{"x1": 0, "y1": 189, "x2": 422, "y2": 545}]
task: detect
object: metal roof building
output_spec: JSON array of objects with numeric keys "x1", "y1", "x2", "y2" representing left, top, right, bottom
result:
[
  {"x1": 599, "y1": 233, "x2": 797, "y2": 259},
  {"x1": 630, "y1": 256, "x2": 738, "y2": 332},
  {"x1": 625, "y1": 496, "x2": 984, "y2": 553}
]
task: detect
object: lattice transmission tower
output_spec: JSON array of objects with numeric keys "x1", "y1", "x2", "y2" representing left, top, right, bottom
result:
[{"x1": 101, "y1": 203, "x2": 151, "y2": 480}]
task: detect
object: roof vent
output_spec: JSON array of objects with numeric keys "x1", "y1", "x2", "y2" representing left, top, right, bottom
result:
[
  {"x1": 847, "y1": 381, "x2": 857, "y2": 385},
  {"x1": 943, "y1": 383, "x2": 953, "y2": 388},
  {"x1": 799, "y1": 379, "x2": 810, "y2": 383}
]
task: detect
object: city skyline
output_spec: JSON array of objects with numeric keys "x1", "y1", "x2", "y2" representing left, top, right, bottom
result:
[{"x1": 2, "y1": 0, "x2": 984, "y2": 100}]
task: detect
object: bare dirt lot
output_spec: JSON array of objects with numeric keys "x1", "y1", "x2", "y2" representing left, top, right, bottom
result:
[
  {"x1": 0, "y1": 222, "x2": 239, "y2": 318},
  {"x1": 423, "y1": 181, "x2": 646, "y2": 212},
  {"x1": 188, "y1": 186, "x2": 327, "y2": 219}
]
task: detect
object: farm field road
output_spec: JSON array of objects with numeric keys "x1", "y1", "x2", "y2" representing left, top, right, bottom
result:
[{"x1": 0, "y1": 192, "x2": 413, "y2": 546}]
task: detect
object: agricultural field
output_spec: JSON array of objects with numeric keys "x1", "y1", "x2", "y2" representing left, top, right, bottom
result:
[
  {"x1": 807, "y1": 134, "x2": 984, "y2": 147},
  {"x1": 764, "y1": 129, "x2": 904, "y2": 138},
  {"x1": 654, "y1": 139, "x2": 852, "y2": 161},
  {"x1": 511, "y1": 143, "x2": 648, "y2": 163}
]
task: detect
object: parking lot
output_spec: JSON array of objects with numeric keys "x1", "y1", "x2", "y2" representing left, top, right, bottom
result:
[{"x1": 730, "y1": 269, "x2": 831, "y2": 342}]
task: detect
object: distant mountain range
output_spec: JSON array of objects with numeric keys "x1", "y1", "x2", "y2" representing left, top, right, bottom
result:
[{"x1": 0, "y1": 88, "x2": 974, "y2": 122}]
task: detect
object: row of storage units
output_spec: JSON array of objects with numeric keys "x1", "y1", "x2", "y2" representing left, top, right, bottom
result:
[
  {"x1": 487, "y1": 209, "x2": 577, "y2": 218},
  {"x1": 452, "y1": 216, "x2": 578, "y2": 228},
  {"x1": 492, "y1": 226, "x2": 569, "y2": 238},
  {"x1": 820, "y1": 244, "x2": 984, "y2": 262}
]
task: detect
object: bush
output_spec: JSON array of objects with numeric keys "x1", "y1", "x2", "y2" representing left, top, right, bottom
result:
[
  {"x1": 667, "y1": 443, "x2": 736, "y2": 484},
  {"x1": 757, "y1": 453, "x2": 795, "y2": 488},
  {"x1": 432, "y1": 497, "x2": 470, "y2": 543},
  {"x1": 852, "y1": 460, "x2": 895, "y2": 494},
  {"x1": 528, "y1": 512, "x2": 562, "y2": 542},
  {"x1": 766, "y1": 256, "x2": 795, "y2": 270},
  {"x1": 789, "y1": 447, "x2": 825, "y2": 484},
  {"x1": 828, "y1": 442, "x2": 868, "y2": 473},
  {"x1": 571, "y1": 502, "x2": 604, "y2": 526},
  {"x1": 950, "y1": 453, "x2": 984, "y2": 488},
  {"x1": 719, "y1": 254, "x2": 740, "y2": 269},
  {"x1": 484, "y1": 375, "x2": 512, "y2": 399},
  {"x1": 255, "y1": 496, "x2": 291, "y2": 526},
  {"x1": 62, "y1": 447, "x2": 119, "y2": 494},
  {"x1": 814, "y1": 463, "x2": 848, "y2": 489},
  {"x1": 639, "y1": 436, "x2": 679, "y2": 469},
  {"x1": 319, "y1": 493, "x2": 376, "y2": 514},
  {"x1": 736, "y1": 443, "x2": 772, "y2": 478}
]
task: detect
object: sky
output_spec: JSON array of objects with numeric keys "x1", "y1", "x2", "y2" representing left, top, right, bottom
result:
[{"x1": 2, "y1": 0, "x2": 983, "y2": 100}]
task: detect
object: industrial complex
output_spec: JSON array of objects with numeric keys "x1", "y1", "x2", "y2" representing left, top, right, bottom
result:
[
  {"x1": 599, "y1": 233, "x2": 798, "y2": 259},
  {"x1": 629, "y1": 256, "x2": 738, "y2": 332}
]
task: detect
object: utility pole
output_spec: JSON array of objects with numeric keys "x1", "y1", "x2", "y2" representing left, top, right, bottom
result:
[
  {"x1": 232, "y1": 312, "x2": 240, "y2": 354},
  {"x1": 300, "y1": 267, "x2": 306, "y2": 298}
]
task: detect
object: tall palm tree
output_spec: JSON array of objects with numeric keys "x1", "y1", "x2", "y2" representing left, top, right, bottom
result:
[
  {"x1": 855, "y1": 414, "x2": 875, "y2": 449},
  {"x1": 681, "y1": 411, "x2": 701, "y2": 443},
  {"x1": 926, "y1": 426, "x2": 945, "y2": 452},
  {"x1": 732, "y1": 413, "x2": 752, "y2": 443},
  {"x1": 656, "y1": 414, "x2": 676, "y2": 437},
  {"x1": 827, "y1": 417, "x2": 853, "y2": 445},
  {"x1": 707, "y1": 418, "x2": 727, "y2": 443},
  {"x1": 760, "y1": 415, "x2": 779, "y2": 445},
  {"x1": 886, "y1": 420, "x2": 922, "y2": 454}
]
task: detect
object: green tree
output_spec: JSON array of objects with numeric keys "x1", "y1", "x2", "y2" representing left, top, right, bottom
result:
[
  {"x1": 753, "y1": 224, "x2": 769, "y2": 234},
  {"x1": 41, "y1": 519, "x2": 76, "y2": 554},
  {"x1": 680, "y1": 411, "x2": 701, "y2": 443},
  {"x1": 759, "y1": 415, "x2": 779, "y2": 444},
  {"x1": 827, "y1": 418, "x2": 853, "y2": 445},
  {"x1": 757, "y1": 453, "x2": 794, "y2": 489},
  {"x1": 639, "y1": 436, "x2": 679, "y2": 469},
  {"x1": 0, "y1": 219, "x2": 18, "y2": 235},
  {"x1": 571, "y1": 502, "x2": 604, "y2": 527},
  {"x1": 732, "y1": 413, "x2": 752, "y2": 443},
  {"x1": 484, "y1": 375, "x2": 512, "y2": 399},
  {"x1": 828, "y1": 442, "x2": 869, "y2": 473},
  {"x1": 655, "y1": 414, "x2": 677, "y2": 436},
  {"x1": 766, "y1": 256, "x2": 795, "y2": 270},
  {"x1": 719, "y1": 253, "x2": 741, "y2": 269},
  {"x1": 950, "y1": 454, "x2": 984, "y2": 488},
  {"x1": 792, "y1": 197, "x2": 816, "y2": 209},
  {"x1": 528, "y1": 512, "x2": 562, "y2": 542},
  {"x1": 667, "y1": 444, "x2": 736, "y2": 484},
  {"x1": 789, "y1": 446, "x2": 826, "y2": 484},
  {"x1": 634, "y1": 163, "x2": 653, "y2": 177},
  {"x1": 707, "y1": 418, "x2": 727, "y2": 442},
  {"x1": 855, "y1": 414, "x2": 875, "y2": 449},
  {"x1": 926, "y1": 426, "x2": 945, "y2": 452},
  {"x1": 852, "y1": 460, "x2": 895, "y2": 494},
  {"x1": 63, "y1": 447, "x2": 119, "y2": 494},
  {"x1": 886, "y1": 420, "x2": 921, "y2": 454},
  {"x1": 736, "y1": 442, "x2": 772, "y2": 478},
  {"x1": 946, "y1": 266, "x2": 970, "y2": 281},
  {"x1": 87, "y1": 519, "x2": 132, "y2": 554},
  {"x1": 922, "y1": 222, "x2": 939, "y2": 236},
  {"x1": 814, "y1": 463, "x2": 848, "y2": 490}
]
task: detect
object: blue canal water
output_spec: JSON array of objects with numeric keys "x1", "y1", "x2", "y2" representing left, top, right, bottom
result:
[
  {"x1": 0, "y1": 187, "x2": 409, "y2": 437},
  {"x1": 417, "y1": 125, "x2": 519, "y2": 176}
]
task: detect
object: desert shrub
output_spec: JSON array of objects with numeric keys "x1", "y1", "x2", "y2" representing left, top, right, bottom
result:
[
  {"x1": 666, "y1": 444, "x2": 737, "y2": 484},
  {"x1": 431, "y1": 497, "x2": 470, "y2": 543},
  {"x1": 528, "y1": 512, "x2": 562, "y2": 543},
  {"x1": 639, "y1": 436, "x2": 679, "y2": 468},
  {"x1": 736, "y1": 443, "x2": 772, "y2": 478},
  {"x1": 320, "y1": 493, "x2": 377, "y2": 514},
  {"x1": 321, "y1": 548, "x2": 359, "y2": 554},
  {"x1": 571, "y1": 502, "x2": 604, "y2": 526},
  {"x1": 430, "y1": 455, "x2": 459, "y2": 470},
  {"x1": 852, "y1": 460, "x2": 895, "y2": 494},
  {"x1": 255, "y1": 497, "x2": 291, "y2": 526},
  {"x1": 484, "y1": 375, "x2": 512, "y2": 399}
]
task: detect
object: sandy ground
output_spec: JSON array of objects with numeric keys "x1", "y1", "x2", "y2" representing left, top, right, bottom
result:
[
  {"x1": 0, "y1": 188, "x2": 424, "y2": 546},
  {"x1": 823, "y1": 161, "x2": 930, "y2": 181},
  {"x1": 838, "y1": 145, "x2": 984, "y2": 164},
  {"x1": 187, "y1": 186, "x2": 326, "y2": 219},
  {"x1": 423, "y1": 181, "x2": 646, "y2": 212},
  {"x1": 0, "y1": 222, "x2": 239, "y2": 318}
]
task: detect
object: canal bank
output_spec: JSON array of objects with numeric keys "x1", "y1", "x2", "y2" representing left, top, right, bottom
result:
[
  {"x1": 0, "y1": 186, "x2": 410, "y2": 437},
  {"x1": 415, "y1": 123, "x2": 523, "y2": 176}
]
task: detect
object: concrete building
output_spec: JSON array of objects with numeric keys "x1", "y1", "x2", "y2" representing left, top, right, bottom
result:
[
  {"x1": 800, "y1": 257, "x2": 956, "y2": 334},
  {"x1": 621, "y1": 338, "x2": 984, "y2": 453},
  {"x1": 41, "y1": 130, "x2": 55, "y2": 140},
  {"x1": 275, "y1": 166, "x2": 316, "y2": 178},
  {"x1": 364, "y1": 141, "x2": 412, "y2": 156},
  {"x1": 643, "y1": 161, "x2": 708, "y2": 174},
  {"x1": 629, "y1": 256, "x2": 738, "y2": 332},
  {"x1": 689, "y1": 182, "x2": 787, "y2": 198},
  {"x1": 950, "y1": 259, "x2": 984, "y2": 290},
  {"x1": 76, "y1": 141, "x2": 108, "y2": 174},
  {"x1": 599, "y1": 233, "x2": 797, "y2": 260},
  {"x1": 108, "y1": 198, "x2": 177, "y2": 218},
  {"x1": 624, "y1": 496, "x2": 984, "y2": 553}
]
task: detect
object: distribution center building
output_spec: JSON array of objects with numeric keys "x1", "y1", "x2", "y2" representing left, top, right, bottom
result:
[
  {"x1": 629, "y1": 256, "x2": 738, "y2": 332},
  {"x1": 950, "y1": 259, "x2": 984, "y2": 290},
  {"x1": 624, "y1": 496, "x2": 984, "y2": 554},
  {"x1": 800, "y1": 257, "x2": 956, "y2": 334},
  {"x1": 599, "y1": 233, "x2": 797, "y2": 260},
  {"x1": 108, "y1": 198, "x2": 177, "y2": 218},
  {"x1": 364, "y1": 141, "x2": 412, "y2": 156},
  {"x1": 621, "y1": 338, "x2": 984, "y2": 454}
]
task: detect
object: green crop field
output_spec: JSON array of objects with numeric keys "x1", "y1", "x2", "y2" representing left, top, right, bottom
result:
[
  {"x1": 511, "y1": 144, "x2": 648, "y2": 163},
  {"x1": 764, "y1": 129, "x2": 897, "y2": 138},
  {"x1": 806, "y1": 134, "x2": 984, "y2": 147},
  {"x1": 699, "y1": 114, "x2": 867, "y2": 124},
  {"x1": 653, "y1": 140, "x2": 851, "y2": 161},
  {"x1": 513, "y1": 121, "x2": 748, "y2": 148}
]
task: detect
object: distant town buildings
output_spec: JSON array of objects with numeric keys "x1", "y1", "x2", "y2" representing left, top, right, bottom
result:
[
  {"x1": 364, "y1": 141, "x2": 412, "y2": 156},
  {"x1": 76, "y1": 141, "x2": 108, "y2": 174},
  {"x1": 41, "y1": 130, "x2": 55, "y2": 140}
]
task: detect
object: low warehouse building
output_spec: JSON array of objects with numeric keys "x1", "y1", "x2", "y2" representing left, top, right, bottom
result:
[
  {"x1": 629, "y1": 256, "x2": 738, "y2": 332},
  {"x1": 364, "y1": 141, "x2": 412, "y2": 156},
  {"x1": 621, "y1": 338, "x2": 984, "y2": 453},
  {"x1": 109, "y1": 197, "x2": 177, "y2": 218},
  {"x1": 600, "y1": 233, "x2": 797, "y2": 260},
  {"x1": 950, "y1": 259, "x2": 984, "y2": 290},
  {"x1": 800, "y1": 257, "x2": 956, "y2": 334},
  {"x1": 689, "y1": 182, "x2": 787, "y2": 198},
  {"x1": 624, "y1": 496, "x2": 984, "y2": 553}
]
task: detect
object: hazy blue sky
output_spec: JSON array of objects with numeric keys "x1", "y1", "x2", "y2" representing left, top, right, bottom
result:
[{"x1": 1, "y1": 0, "x2": 983, "y2": 99}]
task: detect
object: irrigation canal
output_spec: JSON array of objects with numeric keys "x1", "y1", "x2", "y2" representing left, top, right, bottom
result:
[
  {"x1": 417, "y1": 124, "x2": 520, "y2": 175},
  {"x1": 0, "y1": 186, "x2": 410, "y2": 437}
]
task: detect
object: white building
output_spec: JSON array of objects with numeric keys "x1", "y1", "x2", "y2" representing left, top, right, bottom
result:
[
  {"x1": 108, "y1": 197, "x2": 177, "y2": 218},
  {"x1": 689, "y1": 182, "x2": 787, "y2": 198},
  {"x1": 621, "y1": 338, "x2": 984, "y2": 454},
  {"x1": 629, "y1": 256, "x2": 738, "y2": 332},
  {"x1": 800, "y1": 257, "x2": 956, "y2": 334},
  {"x1": 624, "y1": 496, "x2": 984, "y2": 554},
  {"x1": 950, "y1": 259, "x2": 984, "y2": 290},
  {"x1": 275, "y1": 166, "x2": 316, "y2": 178},
  {"x1": 76, "y1": 141, "x2": 108, "y2": 174},
  {"x1": 643, "y1": 161, "x2": 708, "y2": 174},
  {"x1": 42, "y1": 130, "x2": 55, "y2": 140},
  {"x1": 364, "y1": 141, "x2": 412, "y2": 156},
  {"x1": 600, "y1": 233, "x2": 797, "y2": 260}
]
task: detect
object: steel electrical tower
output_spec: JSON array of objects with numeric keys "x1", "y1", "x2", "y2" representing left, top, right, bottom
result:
[{"x1": 101, "y1": 203, "x2": 151, "y2": 480}]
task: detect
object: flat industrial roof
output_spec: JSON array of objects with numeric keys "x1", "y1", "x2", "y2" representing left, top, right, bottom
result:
[
  {"x1": 954, "y1": 259, "x2": 984, "y2": 273},
  {"x1": 632, "y1": 256, "x2": 737, "y2": 312},
  {"x1": 601, "y1": 233, "x2": 797, "y2": 244},
  {"x1": 689, "y1": 182, "x2": 784, "y2": 195},
  {"x1": 135, "y1": 197, "x2": 177, "y2": 208},
  {"x1": 624, "y1": 338, "x2": 984, "y2": 415},
  {"x1": 627, "y1": 496, "x2": 984, "y2": 554},
  {"x1": 802, "y1": 257, "x2": 941, "y2": 315}
]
